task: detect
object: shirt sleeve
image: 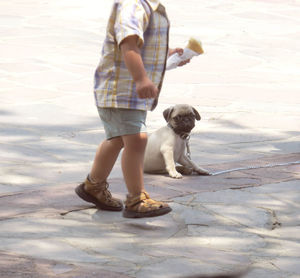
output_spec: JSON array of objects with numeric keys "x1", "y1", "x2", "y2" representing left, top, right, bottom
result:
[{"x1": 114, "y1": 0, "x2": 150, "y2": 48}]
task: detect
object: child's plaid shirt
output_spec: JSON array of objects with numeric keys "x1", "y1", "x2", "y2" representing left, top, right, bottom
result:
[{"x1": 94, "y1": 0, "x2": 169, "y2": 111}]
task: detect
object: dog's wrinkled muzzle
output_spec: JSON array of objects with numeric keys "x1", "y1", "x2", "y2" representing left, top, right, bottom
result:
[{"x1": 174, "y1": 120, "x2": 195, "y2": 133}]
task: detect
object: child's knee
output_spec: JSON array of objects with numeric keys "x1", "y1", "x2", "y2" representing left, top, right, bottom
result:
[
  {"x1": 136, "y1": 133, "x2": 148, "y2": 149},
  {"x1": 108, "y1": 137, "x2": 124, "y2": 150},
  {"x1": 123, "y1": 133, "x2": 147, "y2": 151}
]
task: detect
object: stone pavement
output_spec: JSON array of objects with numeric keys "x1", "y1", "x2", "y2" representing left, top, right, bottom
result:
[{"x1": 0, "y1": 0, "x2": 300, "y2": 277}]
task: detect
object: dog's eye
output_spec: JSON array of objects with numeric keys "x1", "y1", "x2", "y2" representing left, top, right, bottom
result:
[{"x1": 173, "y1": 115, "x2": 182, "y2": 121}]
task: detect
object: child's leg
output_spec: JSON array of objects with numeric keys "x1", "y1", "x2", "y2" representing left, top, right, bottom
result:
[
  {"x1": 121, "y1": 132, "x2": 172, "y2": 218},
  {"x1": 90, "y1": 137, "x2": 124, "y2": 183},
  {"x1": 121, "y1": 132, "x2": 147, "y2": 195},
  {"x1": 75, "y1": 136, "x2": 124, "y2": 211}
]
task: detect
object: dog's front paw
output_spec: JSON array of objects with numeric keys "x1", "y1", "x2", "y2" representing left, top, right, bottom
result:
[{"x1": 169, "y1": 170, "x2": 183, "y2": 179}]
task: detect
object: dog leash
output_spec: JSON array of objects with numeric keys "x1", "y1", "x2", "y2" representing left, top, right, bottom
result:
[
  {"x1": 185, "y1": 136, "x2": 191, "y2": 159},
  {"x1": 177, "y1": 131, "x2": 192, "y2": 159},
  {"x1": 211, "y1": 160, "x2": 300, "y2": 176},
  {"x1": 167, "y1": 123, "x2": 299, "y2": 175},
  {"x1": 183, "y1": 141, "x2": 300, "y2": 175},
  {"x1": 167, "y1": 123, "x2": 192, "y2": 159}
]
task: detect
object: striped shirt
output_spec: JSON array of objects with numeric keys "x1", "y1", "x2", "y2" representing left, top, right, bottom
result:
[{"x1": 94, "y1": 0, "x2": 169, "y2": 111}]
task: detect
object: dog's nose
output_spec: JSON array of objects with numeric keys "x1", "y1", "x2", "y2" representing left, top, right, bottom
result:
[{"x1": 184, "y1": 119, "x2": 194, "y2": 126}]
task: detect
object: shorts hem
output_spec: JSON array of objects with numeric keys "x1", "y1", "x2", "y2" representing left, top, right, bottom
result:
[{"x1": 106, "y1": 129, "x2": 147, "y2": 140}]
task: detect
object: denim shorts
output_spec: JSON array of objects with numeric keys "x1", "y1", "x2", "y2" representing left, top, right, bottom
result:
[{"x1": 97, "y1": 107, "x2": 147, "y2": 140}]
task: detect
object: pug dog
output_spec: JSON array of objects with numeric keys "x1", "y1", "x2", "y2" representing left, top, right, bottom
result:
[{"x1": 144, "y1": 104, "x2": 210, "y2": 178}]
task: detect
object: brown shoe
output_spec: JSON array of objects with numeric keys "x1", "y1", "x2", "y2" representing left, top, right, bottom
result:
[
  {"x1": 75, "y1": 177, "x2": 123, "y2": 211},
  {"x1": 123, "y1": 191, "x2": 172, "y2": 218}
]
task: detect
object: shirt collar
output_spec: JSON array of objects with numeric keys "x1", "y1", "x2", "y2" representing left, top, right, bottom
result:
[{"x1": 145, "y1": 0, "x2": 160, "y2": 11}]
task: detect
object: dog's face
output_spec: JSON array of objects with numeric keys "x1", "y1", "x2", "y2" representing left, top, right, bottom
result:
[{"x1": 163, "y1": 104, "x2": 201, "y2": 135}]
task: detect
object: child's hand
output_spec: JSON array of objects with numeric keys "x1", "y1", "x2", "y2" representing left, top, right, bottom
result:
[
  {"x1": 168, "y1": 48, "x2": 190, "y2": 67},
  {"x1": 136, "y1": 77, "x2": 158, "y2": 99}
]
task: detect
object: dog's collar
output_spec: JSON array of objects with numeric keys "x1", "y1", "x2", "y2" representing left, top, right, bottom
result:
[{"x1": 167, "y1": 123, "x2": 190, "y2": 140}]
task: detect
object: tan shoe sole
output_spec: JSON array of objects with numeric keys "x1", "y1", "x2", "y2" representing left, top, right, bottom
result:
[{"x1": 123, "y1": 206, "x2": 172, "y2": 218}]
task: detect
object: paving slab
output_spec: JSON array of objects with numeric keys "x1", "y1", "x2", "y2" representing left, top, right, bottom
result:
[
  {"x1": 0, "y1": 251, "x2": 131, "y2": 278},
  {"x1": 1, "y1": 0, "x2": 300, "y2": 277}
]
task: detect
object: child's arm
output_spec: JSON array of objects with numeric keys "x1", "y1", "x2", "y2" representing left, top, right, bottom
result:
[{"x1": 120, "y1": 35, "x2": 158, "y2": 99}]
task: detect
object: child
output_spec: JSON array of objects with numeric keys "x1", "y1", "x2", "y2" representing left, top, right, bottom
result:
[{"x1": 75, "y1": 0, "x2": 190, "y2": 218}]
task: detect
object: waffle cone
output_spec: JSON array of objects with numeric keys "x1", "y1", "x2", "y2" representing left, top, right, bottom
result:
[{"x1": 186, "y1": 38, "x2": 204, "y2": 54}]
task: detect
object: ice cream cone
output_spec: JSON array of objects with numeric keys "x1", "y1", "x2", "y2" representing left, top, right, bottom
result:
[{"x1": 186, "y1": 38, "x2": 204, "y2": 54}]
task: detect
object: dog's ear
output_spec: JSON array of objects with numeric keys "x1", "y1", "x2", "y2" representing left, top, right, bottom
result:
[
  {"x1": 192, "y1": 107, "x2": 201, "y2": 121},
  {"x1": 163, "y1": 107, "x2": 174, "y2": 122}
]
